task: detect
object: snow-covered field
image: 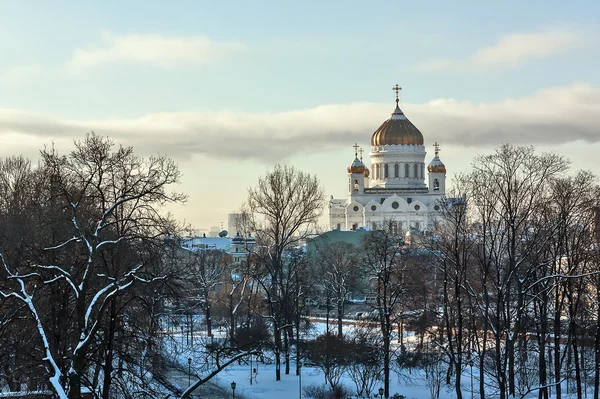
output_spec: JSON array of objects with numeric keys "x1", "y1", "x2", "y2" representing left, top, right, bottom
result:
[
  {"x1": 164, "y1": 320, "x2": 471, "y2": 399},
  {"x1": 208, "y1": 360, "x2": 460, "y2": 399}
]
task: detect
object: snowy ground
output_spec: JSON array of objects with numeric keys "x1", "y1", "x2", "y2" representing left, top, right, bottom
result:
[
  {"x1": 163, "y1": 318, "x2": 591, "y2": 399},
  {"x1": 208, "y1": 360, "x2": 459, "y2": 399},
  {"x1": 162, "y1": 319, "x2": 474, "y2": 399}
]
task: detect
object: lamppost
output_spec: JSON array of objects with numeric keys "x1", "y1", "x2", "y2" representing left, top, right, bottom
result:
[
  {"x1": 231, "y1": 381, "x2": 236, "y2": 399},
  {"x1": 249, "y1": 354, "x2": 258, "y2": 385},
  {"x1": 469, "y1": 358, "x2": 474, "y2": 399},
  {"x1": 378, "y1": 387, "x2": 384, "y2": 399},
  {"x1": 187, "y1": 357, "x2": 192, "y2": 387},
  {"x1": 298, "y1": 362, "x2": 302, "y2": 399}
]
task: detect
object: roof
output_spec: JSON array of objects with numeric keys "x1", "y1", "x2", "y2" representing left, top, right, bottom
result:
[
  {"x1": 427, "y1": 155, "x2": 446, "y2": 174},
  {"x1": 371, "y1": 102, "x2": 424, "y2": 146},
  {"x1": 306, "y1": 229, "x2": 370, "y2": 251},
  {"x1": 181, "y1": 237, "x2": 232, "y2": 251}
]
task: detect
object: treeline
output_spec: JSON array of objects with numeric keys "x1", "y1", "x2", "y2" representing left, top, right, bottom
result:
[
  {"x1": 429, "y1": 144, "x2": 600, "y2": 399},
  {"x1": 0, "y1": 135, "x2": 188, "y2": 399},
  {"x1": 3, "y1": 138, "x2": 599, "y2": 399}
]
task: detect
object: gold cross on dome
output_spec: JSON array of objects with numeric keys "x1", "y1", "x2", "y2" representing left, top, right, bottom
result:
[
  {"x1": 392, "y1": 84, "x2": 402, "y2": 102},
  {"x1": 353, "y1": 143, "x2": 359, "y2": 157},
  {"x1": 433, "y1": 142, "x2": 440, "y2": 156}
]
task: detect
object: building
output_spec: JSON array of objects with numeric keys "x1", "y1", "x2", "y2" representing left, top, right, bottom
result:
[
  {"x1": 305, "y1": 229, "x2": 370, "y2": 261},
  {"x1": 228, "y1": 213, "x2": 243, "y2": 237},
  {"x1": 181, "y1": 233, "x2": 255, "y2": 265},
  {"x1": 329, "y1": 86, "x2": 447, "y2": 234}
]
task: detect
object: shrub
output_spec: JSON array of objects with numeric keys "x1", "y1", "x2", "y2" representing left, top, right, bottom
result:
[{"x1": 303, "y1": 383, "x2": 352, "y2": 399}]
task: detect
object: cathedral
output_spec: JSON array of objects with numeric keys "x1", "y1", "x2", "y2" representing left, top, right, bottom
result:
[{"x1": 329, "y1": 85, "x2": 447, "y2": 234}]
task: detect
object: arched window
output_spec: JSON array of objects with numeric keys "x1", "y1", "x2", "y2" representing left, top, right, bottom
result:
[
  {"x1": 336, "y1": 223, "x2": 341, "y2": 230},
  {"x1": 353, "y1": 179, "x2": 359, "y2": 191},
  {"x1": 414, "y1": 164, "x2": 418, "y2": 178},
  {"x1": 384, "y1": 163, "x2": 389, "y2": 178},
  {"x1": 434, "y1": 178, "x2": 440, "y2": 191},
  {"x1": 372, "y1": 222, "x2": 377, "y2": 230},
  {"x1": 394, "y1": 163, "x2": 399, "y2": 178},
  {"x1": 405, "y1": 164, "x2": 409, "y2": 177},
  {"x1": 421, "y1": 164, "x2": 425, "y2": 179}
]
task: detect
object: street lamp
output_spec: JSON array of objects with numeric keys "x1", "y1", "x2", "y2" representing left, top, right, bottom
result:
[
  {"x1": 231, "y1": 381, "x2": 237, "y2": 399},
  {"x1": 378, "y1": 387, "x2": 384, "y2": 399},
  {"x1": 298, "y1": 362, "x2": 302, "y2": 399},
  {"x1": 469, "y1": 358, "x2": 474, "y2": 399},
  {"x1": 187, "y1": 357, "x2": 192, "y2": 387}
]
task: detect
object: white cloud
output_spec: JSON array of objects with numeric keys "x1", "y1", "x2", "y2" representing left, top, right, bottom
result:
[
  {"x1": 66, "y1": 32, "x2": 247, "y2": 73},
  {"x1": 414, "y1": 29, "x2": 584, "y2": 72},
  {"x1": 0, "y1": 83, "x2": 599, "y2": 162}
]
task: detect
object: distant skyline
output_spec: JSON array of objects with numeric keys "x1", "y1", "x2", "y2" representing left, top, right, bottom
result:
[{"x1": 1, "y1": 1, "x2": 599, "y2": 231}]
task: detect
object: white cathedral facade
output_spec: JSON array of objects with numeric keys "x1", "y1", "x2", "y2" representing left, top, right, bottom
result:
[{"x1": 329, "y1": 86, "x2": 447, "y2": 234}]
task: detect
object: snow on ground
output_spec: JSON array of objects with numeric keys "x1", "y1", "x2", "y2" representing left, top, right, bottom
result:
[
  {"x1": 162, "y1": 320, "x2": 472, "y2": 399},
  {"x1": 209, "y1": 360, "x2": 461, "y2": 399}
]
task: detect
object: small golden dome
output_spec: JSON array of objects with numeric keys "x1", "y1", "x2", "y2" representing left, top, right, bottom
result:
[
  {"x1": 427, "y1": 142, "x2": 446, "y2": 174},
  {"x1": 427, "y1": 163, "x2": 446, "y2": 174},
  {"x1": 363, "y1": 167, "x2": 370, "y2": 178},
  {"x1": 347, "y1": 157, "x2": 366, "y2": 174}
]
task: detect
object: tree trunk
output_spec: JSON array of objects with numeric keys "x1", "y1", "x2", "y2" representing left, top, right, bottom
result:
[
  {"x1": 325, "y1": 291, "x2": 330, "y2": 336},
  {"x1": 274, "y1": 324, "x2": 281, "y2": 381},
  {"x1": 554, "y1": 294, "x2": 563, "y2": 399},
  {"x1": 205, "y1": 297, "x2": 212, "y2": 337},
  {"x1": 102, "y1": 297, "x2": 117, "y2": 399},
  {"x1": 537, "y1": 294, "x2": 549, "y2": 399},
  {"x1": 229, "y1": 293, "x2": 235, "y2": 342},
  {"x1": 337, "y1": 292, "x2": 343, "y2": 338},
  {"x1": 284, "y1": 326, "x2": 290, "y2": 375},
  {"x1": 595, "y1": 281, "x2": 600, "y2": 399}
]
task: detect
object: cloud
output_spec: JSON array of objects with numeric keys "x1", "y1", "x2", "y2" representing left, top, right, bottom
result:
[
  {"x1": 414, "y1": 29, "x2": 584, "y2": 71},
  {"x1": 66, "y1": 32, "x2": 247, "y2": 73},
  {"x1": 0, "y1": 83, "x2": 599, "y2": 162}
]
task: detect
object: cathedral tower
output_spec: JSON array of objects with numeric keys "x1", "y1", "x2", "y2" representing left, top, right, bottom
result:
[{"x1": 328, "y1": 85, "x2": 448, "y2": 233}]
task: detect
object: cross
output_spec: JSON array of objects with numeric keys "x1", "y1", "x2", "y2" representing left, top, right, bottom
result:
[
  {"x1": 433, "y1": 141, "x2": 440, "y2": 156},
  {"x1": 359, "y1": 148, "x2": 364, "y2": 161},
  {"x1": 353, "y1": 143, "x2": 359, "y2": 157},
  {"x1": 392, "y1": 84, "x2": 402, "y2": 103}
]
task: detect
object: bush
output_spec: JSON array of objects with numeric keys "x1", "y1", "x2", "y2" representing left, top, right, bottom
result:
[
  {"x1": 303, "y1": 383, "x2": 352, "y2": 399},
  {"x1": 233, "y1": 317, "x2": 271, "y2": 348}
]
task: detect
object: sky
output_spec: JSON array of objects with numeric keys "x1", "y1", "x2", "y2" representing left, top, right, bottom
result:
[{"x1": 1, "y1": 1, "x2": 599, "y2": 232}]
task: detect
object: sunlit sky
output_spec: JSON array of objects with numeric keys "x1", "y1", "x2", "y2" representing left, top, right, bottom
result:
[{"x1": 1, "y1": 1, "x2": 599, "y2": 232}]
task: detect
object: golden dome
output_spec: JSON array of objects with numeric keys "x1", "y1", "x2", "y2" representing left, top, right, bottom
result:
[
  {"x1": 371, "y1": 102, "x2": 424, "y2": 146},
  {"x1": 427, "y1": 143, "x2": 446, "y2": 174},
  {"x1": 347, "y1": 157, "x2": 366, "y2": 174},
  {"x1": 427, "y1": 163, "x2": 446, "y2": 174},
  {"x1": 363, "y1": 167, "x2": 370, "y2": 178}
]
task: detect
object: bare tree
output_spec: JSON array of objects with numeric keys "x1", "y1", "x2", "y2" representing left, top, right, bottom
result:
[
  {"x1": 428, "y1": 176, "x2": 474, "y2": 399},
  {"x1": 314, "y1": 241, "x2": 362, "y2": 337},
  {"x1": 362, "y1": 223, "x2": 407, "y2": 399},
  {"x1": 465, "y1": 144, "x2": 568, "y2": 399},
  {"x1": 186, "y1": 248, "x2": 229, "y2": 338},
  {"x1": 346, "y1": 326, "x2": 383, "y2": 398},
  {"x1": 0, "y1": 134, "x2": 186, "y2": 399},
  {"x1": 244, "y1": 164, "x2": 324, "y2": 381}
]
